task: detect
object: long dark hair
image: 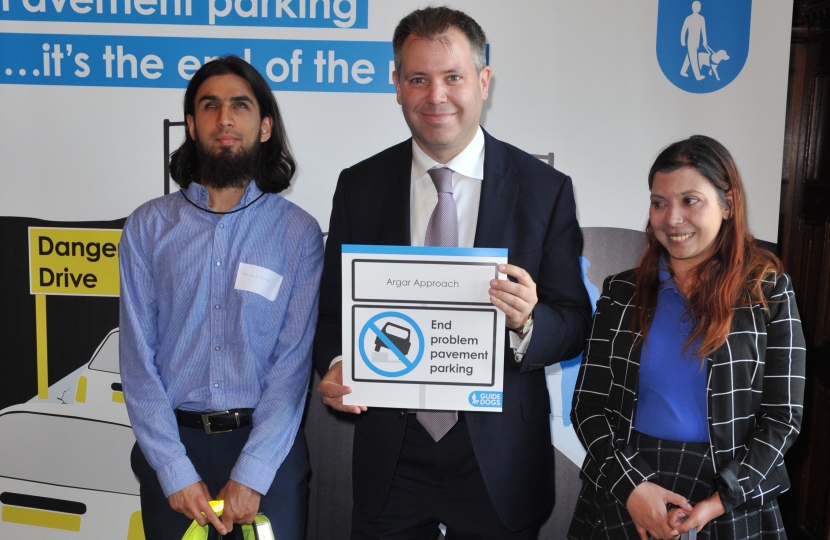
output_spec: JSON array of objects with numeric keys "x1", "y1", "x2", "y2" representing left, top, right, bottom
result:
[
  {"x1": 632, "y1": 135, "x2": 782, "y2": 357},
  {"x1": 169, "y1": 55, "x2": 296, "y2": 193}
]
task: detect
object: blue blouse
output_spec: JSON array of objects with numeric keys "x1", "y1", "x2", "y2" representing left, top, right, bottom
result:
[{"x1": 633, "y1": 263, "x2": 709, "y2": 443}]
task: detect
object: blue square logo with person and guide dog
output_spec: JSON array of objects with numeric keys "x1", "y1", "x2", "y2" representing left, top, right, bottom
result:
[{"x1": 656, "y1": 0, "x2": 751, "y2": 94}]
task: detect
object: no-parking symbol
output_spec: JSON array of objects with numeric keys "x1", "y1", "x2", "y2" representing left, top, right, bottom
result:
[{"x1": 358, "y1": 311, "x2": 424, "y2": 377}]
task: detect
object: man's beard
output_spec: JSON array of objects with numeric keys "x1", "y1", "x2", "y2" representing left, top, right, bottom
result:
[{"x1": 195, "y1": 135, "x2": 261, "y2": 190}]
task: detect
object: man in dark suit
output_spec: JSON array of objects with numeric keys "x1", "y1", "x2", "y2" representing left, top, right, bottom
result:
[{"x1": 313, "y1": 7, "x2": 591, "y2": 539}]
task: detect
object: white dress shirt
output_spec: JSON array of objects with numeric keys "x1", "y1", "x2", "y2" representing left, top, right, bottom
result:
[{"x1": 410, "y1": 127, "x2": 484, "y2": 248}]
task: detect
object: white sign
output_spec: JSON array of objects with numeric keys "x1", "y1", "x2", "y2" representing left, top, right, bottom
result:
[{"x1": 342, "y1": 245, "x2": 507, "y2": 412}]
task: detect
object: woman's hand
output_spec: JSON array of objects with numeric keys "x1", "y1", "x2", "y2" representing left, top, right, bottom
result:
[
  {"x1": 668, "y1": 492, "x2": 726, "y2": 534},
  {"x1": 666, "y1": 506, "x2": 689, "y2": 529},
  {"x1": 626, "y1": 481, "x2": 693, "y2": 540}
]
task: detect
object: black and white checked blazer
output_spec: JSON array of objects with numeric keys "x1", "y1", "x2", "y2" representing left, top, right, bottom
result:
[{"x1": 571, "y1": 268, "x2": 805, "y2": 513}]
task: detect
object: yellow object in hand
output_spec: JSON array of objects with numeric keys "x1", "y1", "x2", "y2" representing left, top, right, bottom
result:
[{"x1": 180, "y1": 501, "x2": 274, "y2": 540}]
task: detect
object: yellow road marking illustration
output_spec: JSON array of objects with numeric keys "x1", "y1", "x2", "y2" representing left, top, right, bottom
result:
[
  {"x1": 75, "y1": 375, "x2": 88, "y2": 403},
  {"x1": 2, "y1": 506, "x2": 81, "y2": 532},
  {"x1": 127, "y1": 510, "x2": 145, "y2": 540}
]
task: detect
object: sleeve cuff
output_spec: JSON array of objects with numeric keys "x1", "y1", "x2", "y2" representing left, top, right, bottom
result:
[
  {"x1": 509, "y1": 322, "x2": 533, "y2": 364},
  {"x1": 156, "y1": 455, "x2": 202, "y2": 498},
  {"x1": 230, "y1": 453, "x2": 279, "y2": 495},
  {"x1": 713, "y1": 465, "x2": 743, "y2": 513},
  {"x1": 330, "y1": 355, "x2": 342, "y2": 369},
  {"x1": 609, "y1": 445, "x2": 657, "y2": 507},
  {"x1": 612, "y1": 476, "x2": 646, "y2": 508}
]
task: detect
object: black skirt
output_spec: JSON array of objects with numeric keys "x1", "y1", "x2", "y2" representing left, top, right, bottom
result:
[{"x1": 568, "y1": 431, "x2": 787, "y2": 540}]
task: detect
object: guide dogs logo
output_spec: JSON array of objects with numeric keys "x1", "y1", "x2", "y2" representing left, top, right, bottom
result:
[
  {"x1": 656, "y1": 0, "x2": 751, "y2": 94},
  {"x1": 469, "y1": 391, "x2": 502, "y2": 408}
]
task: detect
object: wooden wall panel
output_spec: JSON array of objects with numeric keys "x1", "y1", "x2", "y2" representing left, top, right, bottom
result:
[
  {"x1": 779, "y1": 3, "x2": 830, "y2": 538},
  {"x1": 792, "y1": 219, "x2": 830, "y2": 346},
  {"x1": 806, "y1": 72, "x2": 830, "y2": 183},
  {"x1": 797, "y1": 377, "x2": 830, "y2": 537}
]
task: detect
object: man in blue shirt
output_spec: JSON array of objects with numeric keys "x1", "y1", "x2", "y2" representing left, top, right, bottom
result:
[{"x1": 120, "y1": 56, "x2": 323, "y2": 540}]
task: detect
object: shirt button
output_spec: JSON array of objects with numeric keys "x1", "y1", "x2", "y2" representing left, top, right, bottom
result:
[
  {"x1": 215, "y1": 345, "x2": 220, "y2": 351},
  {"x1": 214, "y1": 383, "x2": 219, "y2": 388},
  {"x1": 219, "y1": 223, "x2": 225, "y2": 228},
  {"x1": 215, "y1": 304, "x2": 220, "y2": 309},
  {"x1": 216, "y1": 261, "x2": 221, "y2": 266}
]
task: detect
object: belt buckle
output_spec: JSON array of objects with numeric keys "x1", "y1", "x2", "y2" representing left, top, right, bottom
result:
[{"x1": 201, "y1": 410, "x2": 239, "y2": 434}]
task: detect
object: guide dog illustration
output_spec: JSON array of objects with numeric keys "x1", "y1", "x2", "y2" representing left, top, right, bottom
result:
[{"x1": 699, "y1": 45, "x2": 729, "y2": 80}]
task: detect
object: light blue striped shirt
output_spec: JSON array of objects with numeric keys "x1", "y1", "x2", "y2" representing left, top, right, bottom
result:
[{"x1": 119, "y1": 181, "x2": 323, "y2": 497}]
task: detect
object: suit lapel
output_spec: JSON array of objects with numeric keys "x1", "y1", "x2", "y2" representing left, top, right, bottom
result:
[
  {"x1": 379, "y1": 140, "x2": 413, "y2": 246},
  {"x1": 474, "y1": 130, "x2": 518, "y2": 249}
]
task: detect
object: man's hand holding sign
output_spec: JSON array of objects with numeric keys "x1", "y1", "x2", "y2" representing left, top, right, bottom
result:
[{"x1": 491, "y1": 263, "x2": 538, "y2": 332}]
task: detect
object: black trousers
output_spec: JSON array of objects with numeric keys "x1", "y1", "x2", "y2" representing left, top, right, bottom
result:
[
  {"x1": 131, "y1": 423, "x2": 308, "y2": 540},
  {"x1": 351, "y1": 414, "x2": 541, "y2": 540},
  {"x1": 568, "y1": 431, "x2": 787, "y2": 540}
]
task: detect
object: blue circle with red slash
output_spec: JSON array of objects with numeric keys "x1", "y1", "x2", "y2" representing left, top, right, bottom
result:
[{"x1": 359, "y1": 311, "x2": 424, "y2": 377}]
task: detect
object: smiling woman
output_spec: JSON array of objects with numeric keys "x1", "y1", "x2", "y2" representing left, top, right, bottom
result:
[
  {"x1": 569, "y1": 135, "x2": 806, "y2": 540},
  {"x1": 648, "y1": 166, "x2": 731, "y2": 282}
]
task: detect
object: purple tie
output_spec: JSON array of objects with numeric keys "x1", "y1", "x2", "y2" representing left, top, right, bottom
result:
[
  {"x1": 417, "y1": 167, "x2": 459, "y2": 441},
  {"x1": 424, "y1": 167, "x2": 459, "y2": 247}
]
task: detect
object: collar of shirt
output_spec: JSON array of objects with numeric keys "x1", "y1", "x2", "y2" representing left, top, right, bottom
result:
[
  {"x1": 184, "y1": 180, "x2": 262, "y2": 214},
  {"x1": 410, "y1": 126, "x2": 485, "y2": 182},
  {"x1": 409, "y1": 127, "x2": 485, "y2": 247},
  {"x1": 657, "y1": 257, "x2": 679, "y2": 295}
]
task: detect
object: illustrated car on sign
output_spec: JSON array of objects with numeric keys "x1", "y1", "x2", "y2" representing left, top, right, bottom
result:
[
  {"x1": 0, "y1": 403, "x2": 143, "y2": 539},
  {"x1": 374, "y1": 322, "x2": 411, "y2": 355},
  {"x1": 75, "y1": 328, "x2": 125, "y2": 410}
]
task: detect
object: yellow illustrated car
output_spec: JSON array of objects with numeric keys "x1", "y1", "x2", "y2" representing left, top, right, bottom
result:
[{"x1": 0, "y1": 403, "x2": 143, "y2": 539}]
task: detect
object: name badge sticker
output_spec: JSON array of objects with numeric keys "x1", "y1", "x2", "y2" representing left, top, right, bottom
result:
[{"x1": 235, "y1": 263, "x2": 283, "y2": 301}]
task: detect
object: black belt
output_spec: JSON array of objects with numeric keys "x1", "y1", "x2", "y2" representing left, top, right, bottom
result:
[{"x1": 175, "y1": 408, "x2": 253, "y2": 434}]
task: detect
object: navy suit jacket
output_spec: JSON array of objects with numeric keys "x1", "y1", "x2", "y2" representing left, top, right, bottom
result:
[{"x1": 313, "y1": 129, "x2": 592, "y2": 531}]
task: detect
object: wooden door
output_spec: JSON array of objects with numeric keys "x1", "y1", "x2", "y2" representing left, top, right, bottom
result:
[{"x1": 779, "y1": 2, "x2": 830, "y2": 538}]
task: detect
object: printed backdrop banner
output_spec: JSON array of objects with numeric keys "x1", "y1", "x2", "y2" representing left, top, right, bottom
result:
[
  {"x1": 1, "y1": 33, "x2": 394, "y2": 91},
  {"x1": 0, "y1": 1, "x2": 793, "y2": 538}
]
